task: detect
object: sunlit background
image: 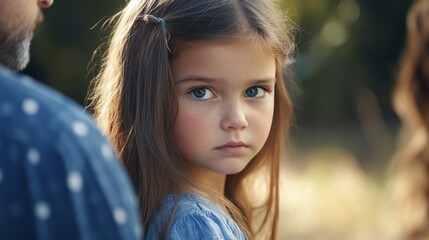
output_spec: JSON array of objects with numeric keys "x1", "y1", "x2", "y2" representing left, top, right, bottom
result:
[{"x1": 24, "y1": 0, "x2": 412, "y2": 239}]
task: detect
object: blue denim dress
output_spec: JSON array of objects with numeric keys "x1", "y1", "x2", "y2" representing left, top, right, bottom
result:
[
  {"x1": 0, "y1": 66, "x2": 142, "y2": 239},
  {"x1": 146, "y1": 194, "x2": 246, "y2": 239}
]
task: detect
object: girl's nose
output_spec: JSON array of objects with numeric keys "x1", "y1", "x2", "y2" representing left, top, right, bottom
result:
[
  {"x1": 38, "y1": 0, "x2": 54, "y2": 8},
  {"x1": 220, "y1": 102, "x2": 248, "y2": 131}
]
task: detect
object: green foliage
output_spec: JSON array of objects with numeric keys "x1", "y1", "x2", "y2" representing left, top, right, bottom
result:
[{"x1": 283, "y1": 0, "x2": 411, "y2": 124}]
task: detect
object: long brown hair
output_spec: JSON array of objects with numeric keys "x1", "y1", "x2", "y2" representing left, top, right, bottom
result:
[
  {"x1": 391, "y1": 0, "x2": 429, "y2": 238},
  {"x1": 88, "y1": 0, "x2": 295, "y2": 238}
]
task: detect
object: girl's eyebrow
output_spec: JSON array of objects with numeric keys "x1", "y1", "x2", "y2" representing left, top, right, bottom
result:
[
  {"x1": 252, "y1": 78, "x2": 276, "y2": 84},
  {"x1": 176, "y1": 76, "x2": 216, "y2": 84},
  {"x1": 176, "y1": 75, "x2": 276, "y2": 84}
]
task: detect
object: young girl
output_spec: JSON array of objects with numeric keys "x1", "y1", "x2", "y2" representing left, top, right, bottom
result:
[{"x1": 89, "y1": 0, "x2": 295, "y2": 238}]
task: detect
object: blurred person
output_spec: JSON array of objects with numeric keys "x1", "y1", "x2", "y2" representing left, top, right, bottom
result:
[
  {"x1": 391, "y1": 0, "x2": 429, "y2": 238},
  {"x1": 0, "y1": 0, "x2": 142, "y2": 239}
]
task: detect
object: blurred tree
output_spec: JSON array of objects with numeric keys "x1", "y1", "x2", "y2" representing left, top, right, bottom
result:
[{"x1": 282, "y1": 0, "x2": 411, "y2": 167}]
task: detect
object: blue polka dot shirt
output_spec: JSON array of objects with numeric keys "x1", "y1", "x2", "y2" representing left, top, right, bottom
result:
[{"x1": 0, "y1": 66, "x2": 142, "y2": 239}]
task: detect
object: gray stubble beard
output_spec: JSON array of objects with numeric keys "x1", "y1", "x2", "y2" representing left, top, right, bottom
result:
[{"x1": 0, "y1": 31, "x2": 32, "y2": 71}]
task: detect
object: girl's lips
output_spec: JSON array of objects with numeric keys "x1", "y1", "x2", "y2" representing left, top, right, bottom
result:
[
  {"x1": 215, "y1": 142, "x2": 249, "y2": 155},
  {"x1": 216, "y1": 141, "x2": 248, "y2": 148}
]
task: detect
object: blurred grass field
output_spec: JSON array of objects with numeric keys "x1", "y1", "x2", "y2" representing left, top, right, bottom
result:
[{"x1": 278, "y1": 146, "x2": 400, "y2": 240}]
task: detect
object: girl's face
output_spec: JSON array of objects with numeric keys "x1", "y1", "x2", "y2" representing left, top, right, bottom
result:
[{"x1": 172, "y1": 40, "x2": 276, "y2": 179}]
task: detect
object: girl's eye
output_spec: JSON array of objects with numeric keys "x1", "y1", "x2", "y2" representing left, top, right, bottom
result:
[
  {"x1": 245, "y1": 86, "x2": 265, "y2": 98},
  {"x1": 189, "y1": 87, "x2": 214, "y2": 100}
]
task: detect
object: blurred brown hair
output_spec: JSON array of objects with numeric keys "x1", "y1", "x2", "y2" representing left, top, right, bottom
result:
[{"x1": 391, "y1": 0, "x2": 429, "y2": 238}]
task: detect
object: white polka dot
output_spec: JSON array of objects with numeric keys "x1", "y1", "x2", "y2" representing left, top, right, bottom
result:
[
  {"x1": 101, "y1": 143, "x2": 114, "y2": 161},
  {"x1": 134, "y1": 224, "x2": 142, "y2": 237},
  {"x1": 113, "y1": 207, "x2": 127, "y2": 225},
  {"x1": 67, "y1": 171, "x2": 83, "y2": 192},
  {"x1": 72, "y1": 121, "x2": 88, "y2": 137},
  {"x1": 22, "y1": 99, "x2": 39, "y2": 115},
  {"x1": 27, "y1": 148, "x2": 40, "y2": 165},
  {"x1": 35, "y1": 202, "x2": 50, "y2": 221},
  {"x1": 0, "y1": 168, "x2": 3, "y2": 184}
]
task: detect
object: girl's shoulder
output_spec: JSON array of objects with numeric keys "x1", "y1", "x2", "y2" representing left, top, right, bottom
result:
[{"x1": 146, "y1": 194, "x2": 246, "y2": 240}]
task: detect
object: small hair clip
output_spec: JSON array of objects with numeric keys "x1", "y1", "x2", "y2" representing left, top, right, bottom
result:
[
  {"x1": 142, "y1": 14, "x2": 162, "y2": 25},
  {"x1": 141, "y1": 14, "x2": 171, "y2": 52}
]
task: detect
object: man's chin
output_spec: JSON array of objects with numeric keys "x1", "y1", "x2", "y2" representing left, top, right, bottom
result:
[{"x1": 0, "y1": 37, "x2": 31, "y2": 71}]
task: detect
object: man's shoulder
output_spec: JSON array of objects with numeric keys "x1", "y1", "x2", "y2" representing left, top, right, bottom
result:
[
  {"x1": 0, "y1": 65, "x2": 86, "y2": 118},
  {"x1": 0, "y1": 68, "x2": 143, "y2": 240},
  {"x1": 0, "y1": 65, "x2": 103, "y2": 150}
]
